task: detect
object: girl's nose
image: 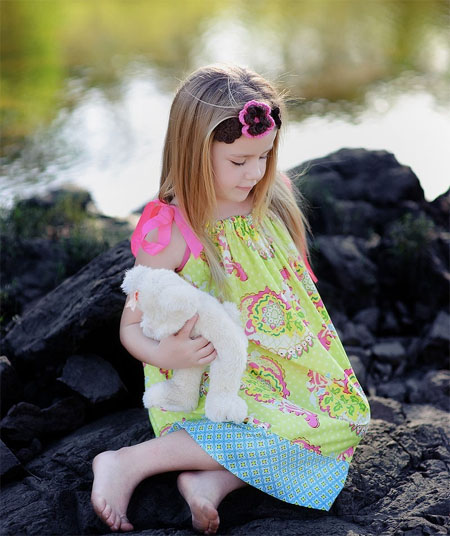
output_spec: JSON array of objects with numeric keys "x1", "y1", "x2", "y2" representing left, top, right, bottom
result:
[{"x1": 245, "y1": 160, "x2": 264, "y2": 181}]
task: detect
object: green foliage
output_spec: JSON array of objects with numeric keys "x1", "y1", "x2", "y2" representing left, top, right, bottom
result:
[
  {"x1": 384, "y1": 212, "x2": 436, "y2": 303},
  {"x1": 0, "y1": 191, "x2": 88, "y2": 239},
  {"x1": 0, "y1": 191, "x2": 131, "y2": 334},
  {"x1": 387, "y1": 212, "x2": 435, "y2": 264}
]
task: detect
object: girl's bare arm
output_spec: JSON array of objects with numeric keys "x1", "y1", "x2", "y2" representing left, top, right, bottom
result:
[{"x1": 120, "y1": 222, "x2": 217, "y2": 369}]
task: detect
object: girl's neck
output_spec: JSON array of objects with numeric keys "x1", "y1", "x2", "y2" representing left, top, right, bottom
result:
[
  {"x1": 171, "y1": 194, "x2": 255, "y2": 221},
  {"x1": 213, "y1": 195, "x2": 254, "y2": 220}
]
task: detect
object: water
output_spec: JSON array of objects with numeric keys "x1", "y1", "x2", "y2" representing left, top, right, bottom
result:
[{"x1": 1, "y1": 0, "x2": 449, "y2": 218}]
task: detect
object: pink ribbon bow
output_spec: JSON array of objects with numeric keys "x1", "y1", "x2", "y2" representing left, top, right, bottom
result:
[{"x1": 131, "y1": 200, "x2": 203, "y2": 258}]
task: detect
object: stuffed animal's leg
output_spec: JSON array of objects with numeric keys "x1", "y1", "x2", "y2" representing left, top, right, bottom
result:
[
  {"x1": 205, "y1": 341, "x2": 248, "y2": 424},
  {"x1": 143, "y1": 367, "x2": 204, "y2": 413}
]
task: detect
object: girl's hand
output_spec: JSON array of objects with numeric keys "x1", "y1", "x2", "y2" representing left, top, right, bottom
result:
[{"x1": 156, "y1": 314, "x2": 217, "y2": 369}]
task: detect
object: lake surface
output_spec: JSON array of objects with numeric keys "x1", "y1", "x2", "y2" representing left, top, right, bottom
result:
[{"x1": 1, "y1": 0, "x2": 449, "y2": 217}]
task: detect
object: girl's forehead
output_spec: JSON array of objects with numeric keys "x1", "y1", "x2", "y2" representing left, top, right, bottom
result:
[{"x1": 215, "y1": 129, "x2": 277, "y2": 157}]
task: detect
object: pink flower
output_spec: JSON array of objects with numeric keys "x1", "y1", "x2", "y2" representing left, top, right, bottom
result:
[{"x1": 238, "y1": 100, "x2": 275, "y2": 138}]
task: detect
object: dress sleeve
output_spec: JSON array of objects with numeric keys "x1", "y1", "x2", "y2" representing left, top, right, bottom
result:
[{"x1": 130, "y1": 199, "x2": 203, "y2": 259}]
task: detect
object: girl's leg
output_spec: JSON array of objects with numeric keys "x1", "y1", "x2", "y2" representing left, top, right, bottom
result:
[
  {"x1": 177, "y1": 470, "x2": 247, "y2": 534},
  {"x1": 91, "y1": 430, "x2": 233, "y2": 533}
]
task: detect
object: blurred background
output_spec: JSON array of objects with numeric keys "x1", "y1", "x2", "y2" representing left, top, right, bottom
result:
[{"x1": 1, "y1": 0, "x2": 449, "y2": 218}]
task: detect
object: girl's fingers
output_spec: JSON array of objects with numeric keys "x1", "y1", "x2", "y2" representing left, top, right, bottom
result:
[
  {"x1": 192, "y1": 336, "x2": 211, "y2": 349},
  {"x1": 177, "y1": 314, "x2": 199, "y2": 336},
  {"x1": 198, "y1": 350, "x2": 217, "y2": 364}
]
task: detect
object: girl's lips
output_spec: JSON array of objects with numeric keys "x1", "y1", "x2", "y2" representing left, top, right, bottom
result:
[{"x1": 237, "y1": 186, "x2": 253, "y2": 191}]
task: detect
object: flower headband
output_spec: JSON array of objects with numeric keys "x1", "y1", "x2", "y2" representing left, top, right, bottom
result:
[{"x1": 214, "y1": 100, "x2": 282, "y2": 144}]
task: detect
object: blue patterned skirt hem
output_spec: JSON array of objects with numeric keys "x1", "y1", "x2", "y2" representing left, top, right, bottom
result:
[{"x1": 170, "y1": 418, "x2": 349, "y2": 511}]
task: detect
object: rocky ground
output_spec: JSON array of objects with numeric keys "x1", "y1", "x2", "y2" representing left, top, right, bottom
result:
[{"x1": 1, "y1": 148, "x2": 449, "y2": 535}]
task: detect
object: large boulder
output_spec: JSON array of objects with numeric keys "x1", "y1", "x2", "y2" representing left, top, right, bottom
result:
[
  {"x1": 3, "y1": 240, "x2": 134, "y2": 372},
  {"x1": 0, "y1": 402, "x2": 448, "y2": 536},
  {"x1": 1, "y1": 149, "x2": 449, "y2": 535}
]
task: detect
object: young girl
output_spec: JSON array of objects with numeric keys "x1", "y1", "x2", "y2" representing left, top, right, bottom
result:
[{"x1": 91, "y1": 64, "x2": 371, "y2": 534}]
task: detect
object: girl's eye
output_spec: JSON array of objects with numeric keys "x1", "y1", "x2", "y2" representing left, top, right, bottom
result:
[{"x1": 231, "y1": 155, "x2": 268, "y2": 166}]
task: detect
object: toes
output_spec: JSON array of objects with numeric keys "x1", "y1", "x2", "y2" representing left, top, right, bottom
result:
[
  {"x1": 204, "y1": 515, "x2": 219, "y2": 534},
  {"x1": 102, "y1": 503, "x2": 113, "y2": 522},
  {"x1": 119, "y1": 515, "x2": 134, "y2": 532},
  {"x1": 108, "y1": 511, "x2": 118, "y2": 530},
  {"x1": 91, "y1": 493, "x2": 106, "y2": 517}
]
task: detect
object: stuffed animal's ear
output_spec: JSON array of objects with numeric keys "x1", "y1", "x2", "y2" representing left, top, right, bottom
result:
[
  {"x1": 121, "y1": 265, "x2": 150, "y2": 297},
  {"x1": 163, "y1": 285, "x2": 199, "y2": 316}
]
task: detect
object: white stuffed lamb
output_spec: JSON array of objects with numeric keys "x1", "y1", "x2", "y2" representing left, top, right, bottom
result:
[{"x1": 121, "y1": 265, "x2": 248, "y2": 423}]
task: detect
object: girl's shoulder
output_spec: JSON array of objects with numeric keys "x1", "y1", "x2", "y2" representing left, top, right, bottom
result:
[{"x1": 131, "y1": 199, "x2": 203, "y2": 272}]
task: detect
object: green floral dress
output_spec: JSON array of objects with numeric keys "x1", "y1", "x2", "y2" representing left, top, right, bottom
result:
[{"x1": 131, "y1": 200, "x2": 371, "y2": 511}]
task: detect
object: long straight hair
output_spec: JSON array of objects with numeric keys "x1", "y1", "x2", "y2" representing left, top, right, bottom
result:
[{"x1": 158, "y1": 64, "x2": 313, "y2": 299}]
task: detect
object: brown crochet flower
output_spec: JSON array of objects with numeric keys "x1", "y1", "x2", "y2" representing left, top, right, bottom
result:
[{"x1": 213, "y1": 100, "x2": 282, "y2": 144}]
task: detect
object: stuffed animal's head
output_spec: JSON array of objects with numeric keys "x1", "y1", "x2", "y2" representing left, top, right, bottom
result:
[{"x1": 121, "y1": 265, "x2": 199, "y2": 326}]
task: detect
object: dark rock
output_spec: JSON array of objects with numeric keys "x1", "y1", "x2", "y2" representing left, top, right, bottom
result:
[
  {"x1": 342, "y1": 322, "x2": 360, "y2": 346},
  {"x1": 348, "y1": 354, "x2": 367, "y2": 386},
  {"x1": 379, "y1": 310, "x2": 400, "y2": 335},
  {"x1": 405, "y1": 337, "x2": 423, "y2": 366},
  {"x1": 335, "y1": 418, "x2": 449, "y2": 535},
  {"x1": 427, "y1": 187, "x2": 450, "y2": 229},
  {"x1": 345, "y1": 345, "x2": 371, "y2": 368},
  {"x1": 0, "y1": 356, "x2": 23, "y2": 417},
  {"x1": 376, "y1": 379, "x2": 408, "y2": 402},
  {"x1": 0, "y1": 409, "x2": 152, "y2": 536},
  {"x1": 3, "y1": 240, "x2": 134, "y2": 370},
  {"x1": 1, "y1": 402, "x2": 448, "y2": 536},
  {"x1": 0, "y1": 237, "x2": 69, "y2": 315},
  {"x1": 403, "y1": 403, "x2": 448, "y2": 430},
  {"x1": 1, "y1": 397, "x2": 86, "y2": 452},
  {"x1": 354, "y1": 323, "x2": 375, "y2": 347},
  {"x1": 313, "y1": 235, "x2": 378, "y2": 314},
  {"x1": 394, "y1": 300, "x2": 414, "y2": 328},
  {"x1": 372, "y1": 361, "x2": 393, "y2": 382},
  {"x1": 15, "y1": 437, "x2": 42, "y2": 464},
  {"x1": 419, "y1": 311, "x2": 450, "y2": 368},
  {"x1": 429, "y1": 310, "x2": 450, "y2": 341},
  {"x1": 1, "y1": 240, "x2": 139, "y2": 409},
  {"x1": 293, "y1": 147, "x2": 425, "y2": 206},
  {"x1": 372, "y1": 340, "x2": 406, "y2": 365},
  {"x1": 368, "y1": 396, "x2": 405, "y2": 425},
  {"x1": 2, "y1": 150, "x2": 449, "y2": 535},
  {"x1": 352, "y1": 307, "x2": 380, "y2": 332},
  {"x1": 408, "y1": 370, "x2": 450, "y2": 410},
  {"x1": 58, "y1": 354, "x2": 127, "y2": 404},
  {"x1": 1, "y1": 402, "x2": 43, "y2": 442},
  {"x1": 328, "y1": 310, "x2": 348, "y2": 332},
  {"x1": 0, "y1": 440, "x2": 24, "y2": 481}
]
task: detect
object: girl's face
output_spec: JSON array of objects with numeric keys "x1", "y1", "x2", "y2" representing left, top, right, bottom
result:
[{"x1": 211, "y1": 128, "x2": 277, "y2": 208}]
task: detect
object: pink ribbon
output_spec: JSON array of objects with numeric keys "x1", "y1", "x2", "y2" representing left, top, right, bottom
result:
[{"x1": 131, "y1": 200, "x2": 203, "y2": 258}]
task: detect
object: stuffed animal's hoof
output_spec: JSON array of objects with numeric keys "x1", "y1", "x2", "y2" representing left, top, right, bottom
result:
[
  {"x1": 205, "y1": 394, "x2": 248, "y2": 423},
  {"x1": 143, "y1": 383, "x2": 198, "y2": 413}
]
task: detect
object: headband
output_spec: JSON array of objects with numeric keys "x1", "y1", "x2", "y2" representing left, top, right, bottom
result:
[{"x1": 214, "y1": 100, "x2": 282, "y2": 144}]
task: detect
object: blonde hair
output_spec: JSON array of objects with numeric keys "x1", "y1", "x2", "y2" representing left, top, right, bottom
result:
[{"x1": 158, "y1": 64, "x2": 313, "y2": 299}]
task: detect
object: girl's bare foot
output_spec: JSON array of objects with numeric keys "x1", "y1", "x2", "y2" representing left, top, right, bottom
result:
[
  {"x1": 177, "y1": 471, "x2": 220, "y2": 534},
  {"x1": 177, "y1": 470, "x2": 247, "y2": 534},
  {"x1": 91, "y1": 450, "x2": 138, "y2": 532}
]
